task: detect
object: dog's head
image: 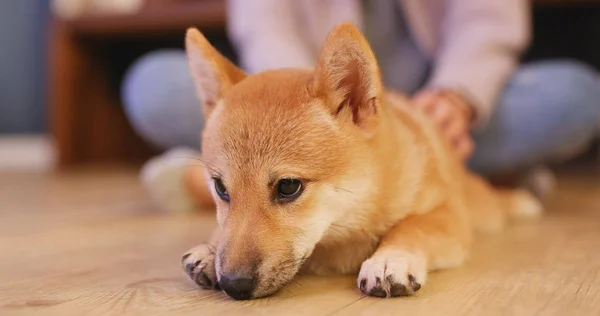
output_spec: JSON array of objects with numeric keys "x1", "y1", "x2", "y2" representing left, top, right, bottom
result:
[{"x1": 186, "y1": 23, "x2": 383, "y2": 299}]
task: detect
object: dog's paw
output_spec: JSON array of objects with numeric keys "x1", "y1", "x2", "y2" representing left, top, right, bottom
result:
[
  {"x1": 181, "y1": 244, "x2": 218, "y2": 290},
  {"x1": 357, "y1": 250, "x2": 427, "y2": 298}
]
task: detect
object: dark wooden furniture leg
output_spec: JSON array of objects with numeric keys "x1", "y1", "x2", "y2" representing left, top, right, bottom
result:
[{"x1": 49, "y1": 21, "x2": 156, "y2": 167}]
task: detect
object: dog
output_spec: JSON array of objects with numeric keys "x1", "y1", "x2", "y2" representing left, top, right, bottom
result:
[{"x1": 174, "y1": 23, "x2": 543, "y2": 300}]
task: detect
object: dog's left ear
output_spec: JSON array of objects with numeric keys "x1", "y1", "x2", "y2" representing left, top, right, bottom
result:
[
  {"x1": 311, "y1": 23, "x2": 383, "y2": 130},
  {"x1": 186, "y1": 28, "x2": 246, "y2": 118}
]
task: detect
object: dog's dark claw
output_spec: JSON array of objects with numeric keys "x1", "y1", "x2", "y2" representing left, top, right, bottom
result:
[
  {"x1": 359, "y1": 279, "x2": 367, "y2": 292},
  {"x1": 408, "y1": 274, "x2": 421, "y2": 292},
  {"x1": 185, "y1": 260, "x2": 202, "y2": 276},
  {"x1": 385, "y1": 274, "x2": 409, "y2": 297},
  {"x1": 369, "y1": 286, "x2": 388, "y2": 298},
  {"x1": 385, "y1": 275, "x2": 394, "y2": 283},
  {"x1": 195, "y1": 272, "x2": 212, "y2": 288},
  {"x1": 181, "y1": 253, "x2": 191, "y2": 263},
  {"x1": 185, "y1": 263, "x2": 195, "y2": 275},
  {"x1": 390, "y1": 283, "x2": 408, "y2": 297}
]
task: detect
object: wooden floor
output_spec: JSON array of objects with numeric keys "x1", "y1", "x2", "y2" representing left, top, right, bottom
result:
[{"x1": 1, "y1": 165, "x2": 599, "y2": 316}]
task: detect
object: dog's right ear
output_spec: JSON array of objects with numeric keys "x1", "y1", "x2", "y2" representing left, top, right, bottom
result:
[
  {"x1": 311, "y1": 23, "x2": 383, "y2": 132},
  {"x1": 186, "y1": 28, "x2": 246, "y2": 117}
]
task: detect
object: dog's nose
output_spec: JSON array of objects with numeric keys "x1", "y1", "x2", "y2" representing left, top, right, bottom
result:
[{"x1": 219, "y1": 275, "x2": 256, "y2": 300}]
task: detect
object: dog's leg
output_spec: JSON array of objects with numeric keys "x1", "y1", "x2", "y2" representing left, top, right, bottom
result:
[
  {"x1": 357, "y1": 204, "x2": 471, "y2": 298},
  {"x1": 181, "y1": 228, "x2": 221, "y2": 290},
  {"x1": 465, "y1": 174, "x2": 543, "y2": 234}
]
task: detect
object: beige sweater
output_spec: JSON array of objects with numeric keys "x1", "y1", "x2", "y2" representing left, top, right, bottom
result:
[{"x1": 227, "y1": 0, "x2": 531, "y2": 127}]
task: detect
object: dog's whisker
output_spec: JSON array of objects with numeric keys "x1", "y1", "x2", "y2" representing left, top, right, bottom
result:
[
  {"x1": 191, "y1": 158, "x2": 224, "y2": 175},
  {"x1": 278, "y1": 261, "x2": 302, "y2": 270},
  {"x1": 185, "y1": 164, "x2": 217, "y2": 172},
  {"x1": 279, "y1": 255, "x2": 308, "y2": 265},
  {"x1": 334, "y1": 187, "x2": 355, "y2": 194},
  {"x1": 277, "y1": 259, "x2": 305, "y2": 270},
  {"x1": 289, "y1": 276, "x2": 307, "y2": 291},
  {"x1": 169, "y1": 156, "x2": 225, "y2": 175},
  {"x1": 203, "y1": 241, "x2": 217, "y2": 256},
  {"x1": 278, "y1": 256, "x2": 309, "y2": 271},
  {"x1": 329, "y1": 223, "x2": 365, "y2": 233}
]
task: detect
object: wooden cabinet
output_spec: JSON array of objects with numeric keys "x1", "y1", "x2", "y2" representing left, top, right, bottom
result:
[{"x1": 49, "y1": 0, "x2": 226, "y2": 166}]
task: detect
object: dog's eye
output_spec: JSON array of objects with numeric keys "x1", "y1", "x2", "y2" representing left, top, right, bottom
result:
[
  {"x1": 213, "y1": 178, "x2": 230, "y2": 202},
  {"x1": 277, "y1": 179, "x2": 303, "y2": 201}
]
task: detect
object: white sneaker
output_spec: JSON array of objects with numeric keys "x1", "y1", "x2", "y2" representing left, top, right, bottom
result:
[
  {"x1": 140, "y1": 147, "x2": 200, "y2": 212},
  {"x1": 520, "y1": 165, "x2": 557, "y2": 202}
]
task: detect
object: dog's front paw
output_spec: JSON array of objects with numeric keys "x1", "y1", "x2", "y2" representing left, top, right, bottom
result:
[
  {"x1": 357, "y1": 250, "x2": 427, "y2": 298},
  {"x1": 181, "y1": 244, "x2": 218, "y2": 290}
]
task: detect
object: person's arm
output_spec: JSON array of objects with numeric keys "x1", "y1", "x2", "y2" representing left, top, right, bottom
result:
[
  {"x1": 227, "y1": 0, "x2": 315, "y2": 73},
  {"x1": 426, "y1": 0, "x2": 531, "y2": 129}
]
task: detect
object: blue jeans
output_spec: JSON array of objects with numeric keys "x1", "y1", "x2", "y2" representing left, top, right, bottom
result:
[
  {"x1": 468, "y1": 60, "x2": 600, "y2": 174},
  {"x1": 122, "y1": 50, "x2": 600, "y2": 175}
]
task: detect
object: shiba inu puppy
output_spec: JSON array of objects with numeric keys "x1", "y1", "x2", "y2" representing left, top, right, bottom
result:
[{"x1": 176, "y1": 23, "x2": 542, "y2": 300}]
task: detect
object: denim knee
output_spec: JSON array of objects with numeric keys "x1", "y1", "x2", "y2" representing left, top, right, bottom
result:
[
  {"x1": 469, "y1": 60, "x2": 600, "y2": 174},
  {"x1": 122, "y1": 50, "x2": 204, "y2": 150},
  {"x1": 520, "y1": 60, "x2": 600, "y2": 157}
]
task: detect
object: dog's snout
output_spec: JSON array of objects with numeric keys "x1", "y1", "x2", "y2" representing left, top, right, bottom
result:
[{"x1": 219, "y1": 275, "x2": 256, "y2": 300}]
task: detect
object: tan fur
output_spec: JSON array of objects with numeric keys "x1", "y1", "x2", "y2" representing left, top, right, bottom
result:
[
  {"x1": 184, "y1": 165, "x2": 214, "y2": 208},
  {"x1": 181, "y1": 24, "x2": 543, "y2": 299}
]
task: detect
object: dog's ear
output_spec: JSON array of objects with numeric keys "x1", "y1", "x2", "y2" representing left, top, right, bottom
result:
[
  {"x1": 312, "y1": 23, "x2": 383, "y2": 130},
  {"x1": 186, "y1": 28, "x2": 246, "y2": 118}
]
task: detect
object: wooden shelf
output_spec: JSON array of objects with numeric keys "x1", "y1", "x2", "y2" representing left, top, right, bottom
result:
[
  {"x1": 63, "y1": 0, "x2": 225, "y2": 37},
  {"x1": 49, "y1": 0, "x2": 228, "y2": 166}
]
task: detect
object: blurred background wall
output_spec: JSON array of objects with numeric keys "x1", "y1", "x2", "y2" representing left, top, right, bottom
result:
[
  {"x1": 0, "y1": 0, "x2": 598, "y2": 168},
  {"x1": 0, "y1": 0, "x2": 50, "y2": 134}
]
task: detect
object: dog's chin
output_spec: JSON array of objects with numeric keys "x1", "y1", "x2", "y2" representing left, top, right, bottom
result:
[
  {"x1": 257, "y1": 267, "x2": 302, "y2": 299},
  {"x1": 241, "y1": 262, "x2": 303, "y2": 300}
]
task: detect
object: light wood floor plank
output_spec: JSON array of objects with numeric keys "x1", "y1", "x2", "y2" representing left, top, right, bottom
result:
[{"x1": 1, "y1": 167, "x2": 599, "y2": 315}]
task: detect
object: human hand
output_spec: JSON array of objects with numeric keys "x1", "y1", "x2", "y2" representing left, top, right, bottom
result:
[{"x1": 411, "y1": 89, "x2": 475, "y2": 161}]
